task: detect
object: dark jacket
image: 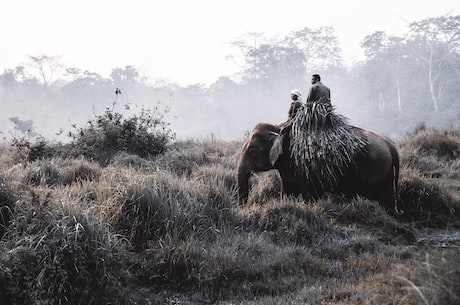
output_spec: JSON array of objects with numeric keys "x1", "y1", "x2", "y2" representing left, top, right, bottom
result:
[
  {"x1": 306, "y1": 81, "x2": 331, "y2": 104},
  {"x1": 287, "y1": 101, "x2": 303, "y2": 120}
]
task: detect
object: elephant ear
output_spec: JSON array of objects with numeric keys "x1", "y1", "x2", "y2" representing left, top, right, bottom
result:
[{"x1": 269, "y1": 133, "x2": 283, "y2": 166}]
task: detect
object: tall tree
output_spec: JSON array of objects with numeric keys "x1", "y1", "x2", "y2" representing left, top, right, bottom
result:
[
  {"x1": 282, "y1": 26, "x2": 344, "y2": 72},
  {"x1": 60, "y1": 69, "x2": 111, "y2": 105},
  {"x1": 361, "y1": 32, "x2": 410, "y2": 113},
  {"x1": 27, "y1": 54, "x2": 63, "y2": 86},
  {"x1": 407, "y1": 15, "x2": 460, "y2": 111},
  {"x1": 231, "y1": 33, "x2": 306, "y2": 83},
  {"x1": 110, "y1": 65, "x2": 141, "y2": 83}
]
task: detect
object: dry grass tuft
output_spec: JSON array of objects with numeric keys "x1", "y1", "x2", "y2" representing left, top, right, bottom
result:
[
  {"x1": 411, "y1": 131, "x2": 460, "y2": 159},
  {"x1": 0, "y1": 196, "x2": 118, "y2": 304},
  {"x1": 398, "y1": 174, "x2": 458, "y2": 226},
  {"x1": 322, "y1": 194, "x2": 416, "y2": 244},
  {"x1": 246, "y1": 171, "x2": 282, "y2": 204},
  {"x1": 399, "y1": 128, "x2": 460, "y2": 179},
  {"x1": 397, "y1": 127, "x2": 460, "y2": 227},
  {"x1": 62, "y1": 158, "x2": 101, "y2": 185}
]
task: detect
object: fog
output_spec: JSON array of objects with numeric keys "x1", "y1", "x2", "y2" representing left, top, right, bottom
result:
[{"x1": 1, "y1": 15, "x2": 459, "y2": 143}]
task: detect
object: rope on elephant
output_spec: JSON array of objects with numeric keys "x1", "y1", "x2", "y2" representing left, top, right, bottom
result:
[{"x1": 289, "y1": 102, "x2": 368, "y2": 191}]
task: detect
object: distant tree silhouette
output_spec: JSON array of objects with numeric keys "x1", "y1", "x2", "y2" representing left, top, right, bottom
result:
[{"x1": 27, "y1": 54, "x2": 63, "y2": 86}]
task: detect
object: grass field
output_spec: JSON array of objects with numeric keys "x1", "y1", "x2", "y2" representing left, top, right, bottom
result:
[{"x1": 0, "y1": 126, "x2": 459, "y2": 304}]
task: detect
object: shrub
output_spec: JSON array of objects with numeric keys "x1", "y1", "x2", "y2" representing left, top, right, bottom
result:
[
  {"x1": 399, "y1": 127, "x2": 460, "y2": 179},
  {"x1": 412, "y1": 132, "x2": 459, "y2": 159},
  {"x1": 68, "y1": 103, "x2": 175, "y2": 164},
  {"x1": 22, "y1": 161, "x2": 70, "y2": 187},
  {"x1": 10, "y1": 137, "x2": 56, "y2": 162},
  {"x1": 398, "y1": 176, "x2": 458, "y2": 226}
]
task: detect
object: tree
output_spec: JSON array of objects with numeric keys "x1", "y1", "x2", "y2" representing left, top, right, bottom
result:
[
  {"x1": 243, "y1": 43, "x2": 305, "y2": 82},
  {"x1": 60, "y1": 69, "x2": 111, "y2": 104},
  {"x1": 110, "y1": 65, "x2": 141, "y2": 83},
  {"x1": 282, "y1": 26, "x2": 344, "y2": 72},
  {"x1": 356, "y1": 15, "x2": 460, "y2": 135},
  {"x1": 27, "y1": 54, "x2": 63, "y2": 86},
  {"x1": 407, "y1": 15, "x2": 460, "y2": 111},
  {"x1": 0, "y1": 69, "x2": 18, "y2": 92},
  {"x1": 361, "y1": 32, "x2": 410, "y2": 114},
  {"x1": 230, "y1": 33, "x2": 305, "y2": 82},
  {"x1": 232, "y1": 27, "x2": 343, "y2": 83}
]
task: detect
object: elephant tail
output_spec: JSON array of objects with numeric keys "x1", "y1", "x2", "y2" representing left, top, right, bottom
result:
[{"x1": 392, "y1": 146, "x2": 403, "y2": 215}]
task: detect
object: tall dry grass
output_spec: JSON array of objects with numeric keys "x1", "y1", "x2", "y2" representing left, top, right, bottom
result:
[{"x1": 0, "y1": 127, "x2": 459, "y2": 304}]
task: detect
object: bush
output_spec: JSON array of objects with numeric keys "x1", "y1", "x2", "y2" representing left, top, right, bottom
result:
[
  {"x1": 412, "y1": 132, "x2": 459, "y2": 159},
  {"x1": 0, "y1": 214, "x2": 118, "y2": 305},
  {"x1": 68, "y1": 103, "x2": 175, "y2": 164},
  {"x1": 398, "y1": 176, "x2": 458, "y2": 226},
  {"x1": 10, "y1": 137, "x2": 56, "y2": 162}
]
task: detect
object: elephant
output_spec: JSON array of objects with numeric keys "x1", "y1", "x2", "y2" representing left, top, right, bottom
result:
[{"x1": 237, "y1": 122, "x2": 400, "y2": 213}]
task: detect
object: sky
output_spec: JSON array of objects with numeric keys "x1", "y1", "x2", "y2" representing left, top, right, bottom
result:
[{"x1": 0, "y1": 0, "x2": 458, "y2": 86}]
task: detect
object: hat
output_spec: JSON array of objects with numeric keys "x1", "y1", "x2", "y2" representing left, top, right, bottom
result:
[{"x1": 290, "y1": 89, "x2": 302, "y2": 97}]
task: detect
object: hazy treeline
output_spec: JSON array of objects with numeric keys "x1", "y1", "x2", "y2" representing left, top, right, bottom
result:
[{"x1": 0, "y1": 14, "x2": 459, "y2": 141}]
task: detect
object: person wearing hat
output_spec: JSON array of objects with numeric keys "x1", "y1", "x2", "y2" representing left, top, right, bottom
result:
[
  {"x1": 287, "y1": 89, "x2": 304, "y2": 122},
  {"x1": 279, "y1": 89, "x2": 304, "y2": 138},
  {"x1": 279, "y1": 89, "x2": 304, "y2": 130}
]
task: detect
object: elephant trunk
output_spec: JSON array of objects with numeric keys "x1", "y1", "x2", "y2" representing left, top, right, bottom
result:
[{"x1": 237, "y1": 156, "x2": 252, "y2": 204}]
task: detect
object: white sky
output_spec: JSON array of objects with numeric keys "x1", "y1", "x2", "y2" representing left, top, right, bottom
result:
[{"x1": 0, "y1": 0, "x2": 458, "y2": 86}]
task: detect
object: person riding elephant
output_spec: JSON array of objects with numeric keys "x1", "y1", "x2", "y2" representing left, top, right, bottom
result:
[
  {"x1": 306, "y1": 74, "x2": 331, "y2": 106},
  {"x1": 280, "y1": 89, "x2": 304, "y2": 128},
  {"x1": 287, "y1": 89, "x2": 304, "y2": 121}
]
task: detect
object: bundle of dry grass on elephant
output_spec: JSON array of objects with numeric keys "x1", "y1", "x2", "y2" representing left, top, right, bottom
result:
[{"x1": 237, "y1": 102, "x2": 400, "y2": 214}]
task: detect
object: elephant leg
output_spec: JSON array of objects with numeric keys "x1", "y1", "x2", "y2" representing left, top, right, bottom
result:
[
  {"x1": 359, "y1": 181, "x2": 396, "y2": 213},
  {"x1": 281, "y1": 180, "x2": 301, "y2": 196},
  {"x1": 378, "y1": 181, "x2": 398, "y2": 214},
  {"x1": 278, "y1": 165, "x2": 302, "y2": 197}
]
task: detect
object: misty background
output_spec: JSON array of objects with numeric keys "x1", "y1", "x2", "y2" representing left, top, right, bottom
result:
[{"x1": 1, "y1": 14, "x2": 459, "y2": 142}]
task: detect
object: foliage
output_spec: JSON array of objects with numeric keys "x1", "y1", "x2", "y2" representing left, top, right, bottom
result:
[
  {"x1": 8, "y1": 102, "x2": 175, "y2": 165},
  {"x1": 232, "y1": 26, "x2": 343, "y2": 83},
  {"x1": 26, "y1": 53, "x2": 64, "y2": 86},
  {"x1": 360, "y1": 15, "x2": 460, "y2": 118},
  {"x1": 282, "y1": 26, "x2": 344, "y2": 69},
  {"x1": 10, "y1": 137, "x2": 56, "y2": 162},
  {"x1": 68, "y1": 103, "x2": 175, "y2": 164}
]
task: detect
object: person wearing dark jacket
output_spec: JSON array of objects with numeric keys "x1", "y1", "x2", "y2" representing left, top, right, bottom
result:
[
  {"x1": 287, "y1": 89, "x2": 304, "y2": 121},
  {"x1": 279, "y1": 89, "x2": 304, "y2": 136},
  {"x1": 306, "y1": 74, "x2": 331, "y2": 105}
]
